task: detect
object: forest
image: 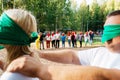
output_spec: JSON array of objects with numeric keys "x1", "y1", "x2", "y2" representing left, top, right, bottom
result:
[{"x1": 0, "y1": 0, "x2": 120, "y2": 32}]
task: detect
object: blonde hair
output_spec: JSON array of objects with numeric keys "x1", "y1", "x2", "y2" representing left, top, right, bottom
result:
[
  {"x1": 5, "y1": 9, "x2": 37, "y2": 35},
  {"x1": 4, "y1": 9, "x2": 37, "y2": 69}
]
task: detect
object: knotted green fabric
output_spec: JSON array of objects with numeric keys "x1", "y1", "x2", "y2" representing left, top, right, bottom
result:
[
  {"x1": 0, "y1": 13, "x2": 38, "y2": 46},
  {"x1": 102, "y1": 24, "x2": 120, "y2": 43},
  {"x1": 0, "y1": 46, "x2": 4, "y2": 49}
]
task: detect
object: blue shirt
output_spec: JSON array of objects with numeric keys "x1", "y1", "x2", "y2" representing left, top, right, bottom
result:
[{"x1": 61, "y1": 36, "x2": 66, "y2": 41}]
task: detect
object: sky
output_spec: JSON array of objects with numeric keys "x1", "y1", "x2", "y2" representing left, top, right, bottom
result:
[
  {"x1": 75, "y1": 0, "x2": 105, "y2": 6},
  {"x1": 72, "y1": 0, "x2": 106, "y2": 10},
  {"x1": 76, "y1": 0, "x2": 92, "y2": 5}
]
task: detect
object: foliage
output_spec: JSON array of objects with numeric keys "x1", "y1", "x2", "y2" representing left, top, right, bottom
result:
[{"x1": 0, "y1": 0, "x2": 120, "y2": 32}]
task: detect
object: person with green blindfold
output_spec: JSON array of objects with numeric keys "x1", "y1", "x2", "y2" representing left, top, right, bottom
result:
[
  {"x1": 102, "y1": 24, "x2": 120, "y2": 43},
  {"x1": 4, "y1": 10, "x2": 120, "y2": 80},
  {"x1": 0, "y1": 9, "x2": 40, "y2": 80}
]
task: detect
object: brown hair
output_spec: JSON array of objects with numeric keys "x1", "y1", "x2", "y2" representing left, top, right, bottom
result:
[{"x1": 107, "y1": 10, "x2": 120, "y2": 18}]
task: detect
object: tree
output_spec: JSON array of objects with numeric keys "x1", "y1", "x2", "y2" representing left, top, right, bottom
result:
[
  {"x1": 1, "y1": 0, "x2": 120, "y2": 32},
  {"x1": 76, "y1": 0, "x2": 88, "y2": 31}
]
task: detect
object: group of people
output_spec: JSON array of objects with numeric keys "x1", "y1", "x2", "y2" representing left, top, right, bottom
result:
[
  {"x1": 37, "y1": 30, "x2": 94, "y2": 50},
  {"x1": 38, "y1": 31, "x2": 61, "y2": 49},
  {"x1": 84, "y1": 30, "x2": 94, "y2": 46},
  {"x1": 0, "y1": 9, "x2": 120, "y2": 80}
]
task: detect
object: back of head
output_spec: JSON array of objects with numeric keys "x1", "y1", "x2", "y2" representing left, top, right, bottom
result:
[
  {"x1": 0, "y1": 9, "x2": 38, "y2": 68},
  {"x1": 5, "y1": 9, "x2": 37, "y2": 35}
]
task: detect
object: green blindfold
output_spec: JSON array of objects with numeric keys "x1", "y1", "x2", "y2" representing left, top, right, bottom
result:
[
  {"x1": 102, "y1": 24, "x2": 120, "y2": 43},
  {"x1": 0, "y1": 13, "x2": 38, "y2": 47}
]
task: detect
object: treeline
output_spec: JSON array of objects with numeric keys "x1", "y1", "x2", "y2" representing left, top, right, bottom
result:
[{"x1": 0, "y1": 0, "x2": 120, "y2": 32}]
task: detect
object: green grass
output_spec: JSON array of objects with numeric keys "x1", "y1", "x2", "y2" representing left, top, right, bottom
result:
[{"x1": 76, "y1": 36, "x2": 104, "y2": 47}]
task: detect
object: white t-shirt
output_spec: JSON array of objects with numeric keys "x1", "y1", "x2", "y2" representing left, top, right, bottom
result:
[
  {"x1": 0, "y1": 72, "x2": 40, "y2": 80},
  {"x1": 77, "y1": 47, "x2": 120, "y2": 69},
  {"x1": 46, "y1": 36, "x2": 51, "y2": 41},
  {"x1": 67, "y1": 35, "x2": 71, "y2": 40},
  {"x1": 51, "y1": 35, "x2": 55, "y2": 41},
  {"x1": 55, "y1": 33, "x2": 60, "y2": 40},
  {"x1": 84, "y1": 34, "x2": 90, "y2": 42}
]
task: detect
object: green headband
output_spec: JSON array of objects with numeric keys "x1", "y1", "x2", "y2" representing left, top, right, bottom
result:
[
  {"x1": 0, "y1": 13, "x2": 38, "y2": 46},
  {"x1": 101, "y1": 24, "x2": 120, "y2": 43}
]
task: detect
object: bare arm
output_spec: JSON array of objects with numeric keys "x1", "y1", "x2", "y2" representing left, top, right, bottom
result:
[
  {"x1": 43, "y1": 66, "x2": 120, "y2": 80},
  {"x1": 7, "y1": 56, "x2": 120, "y2": 80},
  {"x1": 40, "y1": 65, "x2": 111, "y2": 80},
  {"x1": 39, "y1": 49, "x2": 80, "y2": 65}
]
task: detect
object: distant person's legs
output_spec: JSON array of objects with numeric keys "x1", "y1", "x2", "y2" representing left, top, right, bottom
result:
[
  {"x1": 56, "y1": 40, "x2": 60, "y2": 48},
  {"x1": 74, "y1": 40, "x2": 77, "y2": 48},
  {"x1": 55, "y1": 40, "x2": 57, "y2": 48},
  {"x1": 80, "y1": 41, "x2": 82, "y2": 47},
  {"x1": 62, "y1": 41, "x2": 65, "y2": 48},
  {"x1": 58, "y1": 40, "x2": 60, "y2": 48},
  {"x1": 41, "y1": 40, "x2": 44, "y2": 49},
  {"x1": 53, "y1": 40, "x2": 55, "y2": 48},
  {"x1": 85, "y1": 39, "x2": 88, "y2": 47},
  {"x1": 72, "y1": 40, "x2": 74, "y2": 48},
  {"x1": 48, "y1": 41, "x2": 50, "y2": 48},
  {"x1": 68, "y1": 40, "x2": 71, "y2": 47},
  {"x1": 52, "y1": 40, "x2": 54, "y2": 48},
  {"x1": 46, "y1": 41, "x2": 48, "y2": 48}
]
